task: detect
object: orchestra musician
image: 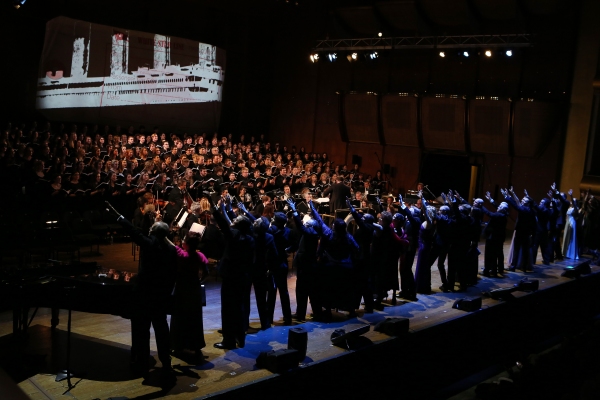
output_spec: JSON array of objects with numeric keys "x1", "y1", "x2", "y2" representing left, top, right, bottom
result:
[{"x1": 163, "y1": 178, "x2": 187, "y2": 225}]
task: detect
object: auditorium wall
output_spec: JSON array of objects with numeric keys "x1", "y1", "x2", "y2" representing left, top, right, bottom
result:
[{"x1": 268, "y1": 5, "x2": 578, "y2": 202}]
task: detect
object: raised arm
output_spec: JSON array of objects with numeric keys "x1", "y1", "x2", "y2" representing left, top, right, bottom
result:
[
  {"x1": 398, "y1": 194, "x2": 419, "y2": 227},
  {"x1": 206, "y1": 196, "x2": 233, "y2": 240},
  {"x1": 485, "y1": 191, "x2": 498, "y2": 209},
  {"x1": 287, "y1": 198, "x2": 308, "y2": 236},
  {"x1": 237, "y1": 201, "x2": 257, "y2": 222},
  {"x1": 309, "y1": 199, "x2": 332, "y2": 237},
  {"x1": 509, "y1": 186, "x2": 520, "y2": 204},
  {"x1": 224, "y1": 195, "x2": 236, "y2": 221},
  {"x1": 421, "y1": 192, "x2": 433, "y2": 225},
  {"x1": 346, "y1": 198, "x2": 367, "y2": 231},
  {"x1": 569, "y1": 189, "x2": 578, "y2": 213}
]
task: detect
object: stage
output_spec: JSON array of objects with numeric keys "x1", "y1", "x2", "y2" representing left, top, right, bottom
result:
[{"x1": 1, "y1": 241, "x2": 599, "y2": 400}]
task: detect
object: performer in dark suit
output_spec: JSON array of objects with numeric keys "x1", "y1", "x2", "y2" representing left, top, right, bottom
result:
[
  {"x1": 422, "y1": 193, "x2": 454, "y2": 292},
  {"x1": 322, "y1": 176, "x2": 351, "y2": 214},
  {"x1": 287, "y1": 199, "x2": 329, "y2": 321},
  {"x1": 482, "y1": 192, "x2": 509, "y2": 277},
  {"x1": 114, "y1": 209, "x2": 177, "y2": 380},
  {"x1": 249, "y1": 216, "x2": 278, "y2": 330},
  {"x1": 531, "y1": 195, "x2": 556, "y2": 265},
  {"x1": 164, "y1": 178, "x2": 186, "y2": 225},
  {"x1": 267, "y1": 212, "x2": 293, "y2": 325},
  {"x1": 398, "y1": 197, "x2": 421, "y2": 297},
  {"x1": 346, "y1": 198, "x2": 377, "y2": 312},
  {"x1": 209, "y1": 197, "x2": 255, "y2": 349}
]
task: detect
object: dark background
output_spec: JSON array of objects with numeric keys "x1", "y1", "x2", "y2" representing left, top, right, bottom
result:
[{"x1": 0, "y1": 0, "x2": 582, "y2": 209}]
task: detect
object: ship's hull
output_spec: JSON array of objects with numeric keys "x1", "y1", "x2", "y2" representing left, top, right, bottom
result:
[{"x1": 36, "y1": 65, "x2": 224, "y2": 109}]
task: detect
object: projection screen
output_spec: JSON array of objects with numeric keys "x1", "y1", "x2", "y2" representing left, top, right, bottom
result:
[{"x1": 36, "y1": 17, "x2": 226, "y2": 132}]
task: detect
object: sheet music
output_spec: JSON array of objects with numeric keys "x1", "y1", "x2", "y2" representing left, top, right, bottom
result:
[
  {"x1": 177, "y1": 211, "x2": 189, "y2": 228},
  {"x1": 189, "y1": 222, "x2": 206, "y2": 238}
]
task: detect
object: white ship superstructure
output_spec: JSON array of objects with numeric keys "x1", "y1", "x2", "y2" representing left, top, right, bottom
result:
[{"x1": 37, "y1": 31, "x2": 224, "y2": 109}]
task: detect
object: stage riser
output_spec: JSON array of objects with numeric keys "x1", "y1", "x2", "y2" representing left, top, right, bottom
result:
[{"x1": 204, "y1": 266, "x2": 600, "y2": 400}]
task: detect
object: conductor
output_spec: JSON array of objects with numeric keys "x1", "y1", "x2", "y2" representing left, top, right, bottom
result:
[
  {"x1": 323, "y1": 175, "x2": 351, "y2": 214},
  {"x1": 109, "y1": 202, "x2": 177, "y2": 380}
]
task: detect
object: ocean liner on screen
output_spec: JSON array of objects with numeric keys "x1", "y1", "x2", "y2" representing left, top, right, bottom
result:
[{"x1": 36, "y1": 30, "x2": 224, "y2": 109}]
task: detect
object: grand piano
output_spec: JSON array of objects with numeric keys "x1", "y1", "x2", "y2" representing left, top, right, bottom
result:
[{"x1": 2, "y1": 261, "x2": 135, "y2": 336}]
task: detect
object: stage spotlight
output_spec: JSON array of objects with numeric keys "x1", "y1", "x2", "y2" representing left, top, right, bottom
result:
[
  {"x1": 369, "y1": 51, "x2": 378, "y2": 60},
  {"x1": 485, "y1": 50, "x2": 492, "y2": 57},
  {"x1": 561, "y1": 260, "x2": 592, "y2": 278},
  {"x1": 506, "y1": 50, "x2": 513, "y2": 57},
  {"x1": 13, "y1": 0, "x2": 26, "y2": 8},
  {"x1": 328, "y1": 53, "x2": 337, "y2": 62},
  {"x1": 347, "y1": 52, "x2": 358, "y2": 62},
  {"x1": 309, "y1": 53, "x2": 319, "y2": 63},
  {"x1": 439, "y1": 51, "x2": 445, "y2": 58},
  {"x1": 463, "y1": 51, "x2": 469, "y2": 57},
  {"x1": 378, "y1": 32, "x2": 383, "y2": 37}
]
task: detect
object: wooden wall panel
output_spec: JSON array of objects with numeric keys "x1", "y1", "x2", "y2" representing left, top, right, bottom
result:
[
  {"x1": 382, "y1": 145, "x2": 421, "y2": 194},
  {"x1": 381, "y1": 95, "x2": 419, "y2": 147},
  {"x1": 513, "y1": 101, "x2": 564, "y2": 158},
  {"x1": 421, "y1": 97, "x2": 466, "y2": 151},
  {"x1": 469, "y1": 99, "x2": 510, "y2": 155},
  {"x1": 510, "y1": 129, "x2": 562, "y2": 201},
  {"x1": 343, "y1": 93, "x2": 380, "y2": 144},
  {"x1": 346, "y1": 142, "x2": 384, "y2": 179},
  {"x1": 314, "y1": 124, "x2": 346, "y2": 167},
  {"x1": 480, "y1": 153, "x2": 512, "y2": 199}
]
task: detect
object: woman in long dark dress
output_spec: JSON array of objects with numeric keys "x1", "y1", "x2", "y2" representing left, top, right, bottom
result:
[{"x1": 170, "y1": 232, "x2": 209, "y2": 359}]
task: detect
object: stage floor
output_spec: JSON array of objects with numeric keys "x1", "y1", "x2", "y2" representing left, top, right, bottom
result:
[{"x1": 0, "y1": 241, "x2": 597, "y2": 399}]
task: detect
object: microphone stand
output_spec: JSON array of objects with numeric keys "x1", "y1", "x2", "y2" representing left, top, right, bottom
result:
[{"x1": 55, "y1": 286, "x2": 81, "y2": 394}]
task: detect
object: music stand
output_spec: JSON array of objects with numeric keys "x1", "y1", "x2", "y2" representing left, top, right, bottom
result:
[{"x1": 55, "y1": 286, "x2": 82, "y2": 394}]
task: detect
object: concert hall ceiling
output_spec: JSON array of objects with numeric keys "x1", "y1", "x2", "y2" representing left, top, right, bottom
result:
[{"x1": 3, "y1": 0, "x2": 579, "y2": 40}]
